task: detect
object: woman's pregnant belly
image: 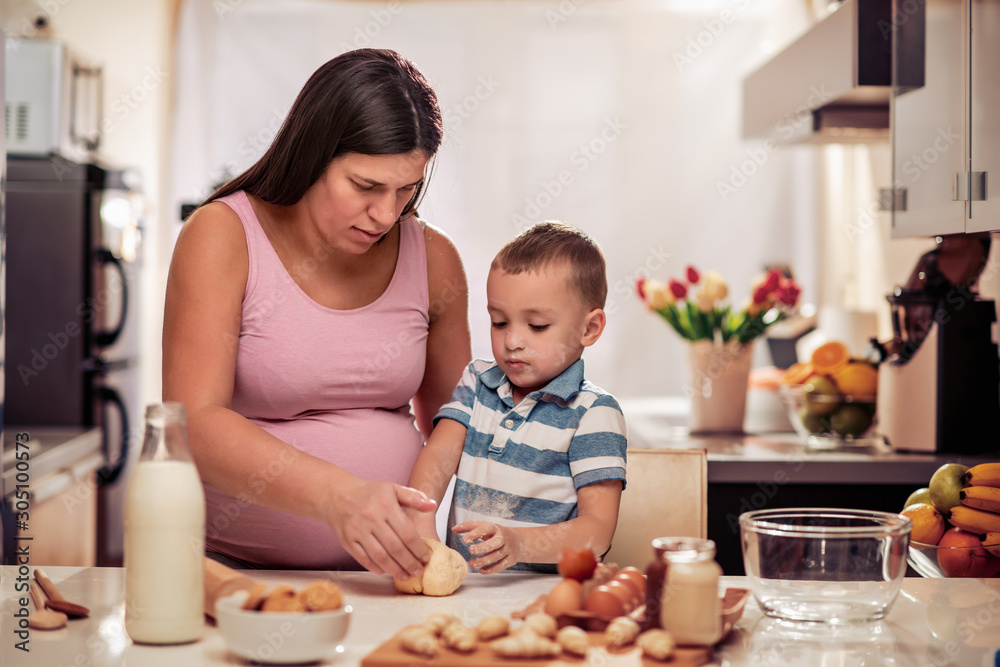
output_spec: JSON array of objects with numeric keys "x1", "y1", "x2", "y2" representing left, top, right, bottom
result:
[{"x1": 203, "y1": 406, "x2": 424, "y2": 570}]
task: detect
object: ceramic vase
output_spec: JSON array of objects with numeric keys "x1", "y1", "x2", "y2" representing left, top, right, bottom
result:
[{"x1": 686, "y1": 339, "x2": 754, "y2": 434}]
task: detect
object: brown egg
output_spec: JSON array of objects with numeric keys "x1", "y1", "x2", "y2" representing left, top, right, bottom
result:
[
  {"x1": 604, "y1": 579, "x2": 638, "y2": 611},
  {"x1": 614, "y1": 567, "x2": 647, "y2": 600},
  {"x1": 544, "y1": 578, "x2": 583, "y2": 616},
  {"x1": 584, "y1": 584, "x2": 627, "y2": 618}
]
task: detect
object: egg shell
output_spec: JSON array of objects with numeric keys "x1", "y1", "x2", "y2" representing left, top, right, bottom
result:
[
  {"x1": 614, "y1": 567, "x2": 647, "y2": 599},
  {"x1": 584, "y1": 585, "x2": 627, "y2": 618},
  {"x1": 544, "y1": 578, "x2": 583, "y2": 616},
  {"x1": 604, "y1": 580, "x2": 638, "y2": 612}
]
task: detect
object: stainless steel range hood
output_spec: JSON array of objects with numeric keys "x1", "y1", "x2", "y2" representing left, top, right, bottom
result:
[{"x1": 743, "y1": 0, "x2": 898, "y2": 144}]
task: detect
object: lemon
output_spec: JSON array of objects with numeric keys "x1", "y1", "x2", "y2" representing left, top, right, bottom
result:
[{"x1": 832, "y1": 361, "x2": 878, "y2": 399}]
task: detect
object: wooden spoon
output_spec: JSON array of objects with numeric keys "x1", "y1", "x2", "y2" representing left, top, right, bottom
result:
[
  {"x1": 28, "y1": 581, "x2": 67, "y2": 630},
  {"x1": 34, "y1": 568, "x2": 90, "y2": 618}
]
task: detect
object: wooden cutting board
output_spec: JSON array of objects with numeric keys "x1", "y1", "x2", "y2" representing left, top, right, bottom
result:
[
  {"x1": 360, "y1": 589, "x2": 750, "y2": 667},
  {"x1": 360, "y1": 630, "x2": 713, "y2": 667}
]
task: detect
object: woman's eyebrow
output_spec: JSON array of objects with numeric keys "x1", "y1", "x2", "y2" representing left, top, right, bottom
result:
[{"x1": 354, "y1": 174, "x2": 424, "y2": 187}]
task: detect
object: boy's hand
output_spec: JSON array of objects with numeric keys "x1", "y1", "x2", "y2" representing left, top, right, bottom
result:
[{"x1": 452, "y1": 521, "x2": 522, "y2": 574}]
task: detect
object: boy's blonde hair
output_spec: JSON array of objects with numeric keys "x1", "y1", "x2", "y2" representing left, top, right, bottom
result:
[{"x1": 492, "y1": 221, "x2": 608, "y2": 309}]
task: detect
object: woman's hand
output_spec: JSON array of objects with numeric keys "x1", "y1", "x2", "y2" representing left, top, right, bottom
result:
[
  {"x1": 323, "y1": 478, "x2": 437, "y2": 580},
  {"x1": 452, "y1": 521, "x2": 523, "y2": 574}
]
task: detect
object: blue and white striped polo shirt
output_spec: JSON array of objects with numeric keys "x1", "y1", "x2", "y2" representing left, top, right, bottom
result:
[{"x1": 435, "y1": 358, "x2": 628, "y2": 567}]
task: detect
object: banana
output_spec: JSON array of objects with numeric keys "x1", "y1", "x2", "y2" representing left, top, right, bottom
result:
[
  {"x1": 983, "y1": 532, "x2": 1000, "y2": 558},
  {"x1": 948, "y1": 505, "x2": 1000, "y2": 535},
  {"x1": 960, "y1": 485, "x2": 1000, "y2": 513},
  {"x1": 964, "y1": 463, "x2": 1000, "y2": 488}
]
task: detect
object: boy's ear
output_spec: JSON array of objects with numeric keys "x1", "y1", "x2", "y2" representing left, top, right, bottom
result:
[{"x1": 580, "y1": 308, "x2": 606, "y2": 347}]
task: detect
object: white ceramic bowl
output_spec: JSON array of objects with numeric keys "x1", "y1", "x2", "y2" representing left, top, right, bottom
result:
[{"x1": 215, "y1": 592, "x2": 352, "y2": 664}]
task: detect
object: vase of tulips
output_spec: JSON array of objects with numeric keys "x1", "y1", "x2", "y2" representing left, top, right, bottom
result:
[{"x1": 637, "y1": 266, "x2": 801, "y2": 433}]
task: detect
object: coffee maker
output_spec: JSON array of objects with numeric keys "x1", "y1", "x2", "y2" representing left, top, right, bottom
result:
[{"x1": 876, "y1": 235, "x2": 1000, "y2": 454}]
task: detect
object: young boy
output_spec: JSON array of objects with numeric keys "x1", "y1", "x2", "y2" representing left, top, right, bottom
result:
[{"x1": 407, "y1": 221, "x2": 627, "y2": 573}]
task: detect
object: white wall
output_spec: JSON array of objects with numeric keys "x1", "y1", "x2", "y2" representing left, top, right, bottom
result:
[{"x1": 1, "y1": 0, "x2": 943, "y2": 407}]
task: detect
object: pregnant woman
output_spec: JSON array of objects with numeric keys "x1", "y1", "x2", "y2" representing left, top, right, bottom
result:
[{"x1": 162, "y1": 49, "x2": 471, "y2": 578}]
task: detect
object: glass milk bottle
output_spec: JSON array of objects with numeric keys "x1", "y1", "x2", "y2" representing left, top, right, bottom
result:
[
  {"x1": 655, "y1": 537, "x2": 723, "y2": 645},
  {"x1": 124, "y1": 402, "x2": 206, "y2": 644}
]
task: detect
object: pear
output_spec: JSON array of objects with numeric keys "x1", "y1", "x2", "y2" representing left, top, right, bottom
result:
[
  {"x1": 929, "y1": 463, "x2": 969, "y2": 517},
  {"x1": 904, "y1": 487, "x2": 932, "y2": 510}
]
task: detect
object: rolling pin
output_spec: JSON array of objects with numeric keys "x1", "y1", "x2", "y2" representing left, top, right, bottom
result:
[{"x1": 203, "y1": 557, "x2": 256, "y2": 618}]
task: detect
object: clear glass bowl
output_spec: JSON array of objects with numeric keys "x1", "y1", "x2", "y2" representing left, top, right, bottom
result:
[
  {"x1": 740, "y1": 508, "x2": 911, "y2": 624},
  {"x1": 908, "y1": 539, "x2": 1000, "y2": 578},
  {"x1": 779, "y1": 384, "x2": 880, "y2": 448}
]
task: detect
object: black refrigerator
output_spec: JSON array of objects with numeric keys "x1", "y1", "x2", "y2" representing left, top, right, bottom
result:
[{"x1": 4, "y1": 155, "x2": 142, "y2": 565}]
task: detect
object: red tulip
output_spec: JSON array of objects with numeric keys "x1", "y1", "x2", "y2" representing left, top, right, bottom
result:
[
  {"x1": 763, "y1": 269, "x2": 782, "y2": 294},
  {"x1": 668, "y1": 279, "x2": 687, "y2": 300},
  {"x1": 776, "y1": 280, "x2": 801, "y2": 306},
  {"x1": 635, "y1": 277, "x2": 647, "y2": 300},
  {"x1": 752, "y1": 283, "x2": 771, "y2": 305},
  {"x1": 686, "y1": 265, "x2": 700, "y2": 284}
]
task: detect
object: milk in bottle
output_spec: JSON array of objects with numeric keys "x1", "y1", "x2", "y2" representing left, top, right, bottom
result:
[{"x1": 124, "y1": 402, "x2": 205, "y2": 644}]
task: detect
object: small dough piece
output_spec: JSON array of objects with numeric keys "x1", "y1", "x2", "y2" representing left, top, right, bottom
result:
[
  {"x1": 399, "y1": 625, "x2": 441, "y2": 657},
  {"x1": 299, "y1": 580, "x2": 343, "y2": 611},
  {"x1": 241, "y1": 583, "x2": 269, "y2": 611},
  {"x1": 260, "y1": 585, "x2": 306, "y2": 612},
  {"x1": 476, "y1": 615, "x2": 510, "y2": 641},
  {"x1": 425, "y1": 611, "x2": 462, "y2": 634},
  {"x1": 556, "y1": 626, "x2": 589, "y2": 656},
  {"x1": 441, "y1": 621, "x2": 478, "y2": 652},
  {"x1": 637, "y1": 629, "x2": 676, "y2": 661},
  {"x1": 394, "y1": 539, "x2": 468, "y2": 596},
  {"x1": 491, "y1": 630, "x2": 562, "y2": 658},
  {"x1": 523, "y1": 612, "x2": 557, "y2": 638},
  {"x1": 606, "y1": 616, "x2": 640, "y2": 648}
]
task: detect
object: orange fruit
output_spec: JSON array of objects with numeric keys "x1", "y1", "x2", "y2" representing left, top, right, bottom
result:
[
  {"x1": 901, "y1": 502, "x2": 947, "y2": 546},
  {"x1": 831, "y1": 361, "x2": 878, "y2": 399},
  {"x1": 781, "y1": 362, "x2": 816, "y2": 386},
  {"x1": 810, "y1": 341, "x2": 850, "y2": 375},
  {"x1": 937, "y1": 528, "x2": 994, "y2": 577}
]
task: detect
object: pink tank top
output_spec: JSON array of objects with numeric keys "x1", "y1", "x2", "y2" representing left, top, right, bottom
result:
[{"x1": 203, "y1": 191, "x2": 430, "y2": 569}]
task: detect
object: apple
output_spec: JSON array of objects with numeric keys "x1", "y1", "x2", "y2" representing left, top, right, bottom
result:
[
  {"x1": 904, "y1": 487, "x2": 932, "y2": 509},
  {"x1": 929, "y1": 463, "x2": 969, "y2": 516}
]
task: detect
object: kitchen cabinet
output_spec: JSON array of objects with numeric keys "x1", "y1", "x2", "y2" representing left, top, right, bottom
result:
[{"x1": 891, "y1": 0, "x2": 1000, "y2": 236}]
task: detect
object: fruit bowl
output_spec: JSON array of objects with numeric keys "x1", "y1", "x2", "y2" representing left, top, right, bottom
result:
[
  {"x1": 908, "y1": 539, "x2": 1000, "y2": 578},
  {"x1": 779, "y1": 384, "x2": 879, "y2": 448}
]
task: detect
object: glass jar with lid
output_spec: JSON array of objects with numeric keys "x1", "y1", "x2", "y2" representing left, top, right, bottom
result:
[{"x1": 653, "y1": 537, "x2": 723, "y2": 645}]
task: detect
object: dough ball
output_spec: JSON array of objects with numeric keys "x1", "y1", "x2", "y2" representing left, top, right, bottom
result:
[
  {"x1": 299, "y1": 580, "x2": 343, "y2": 611},
  {"x1": 260, "y1": 585, "x2": 306, "y2": 612},
  {"x1": 394, "y1": 538, "x2": 468, "y2": 596}
]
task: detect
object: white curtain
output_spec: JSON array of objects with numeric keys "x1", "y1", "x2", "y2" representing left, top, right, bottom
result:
[{"x1": 170, "y1": 0, "x2": 819, "y2": 398}]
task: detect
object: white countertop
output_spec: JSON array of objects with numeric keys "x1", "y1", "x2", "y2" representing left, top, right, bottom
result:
[
  {"x1": 620, "y1": 396, "x2": 998, "y2": 484},
  {"x1": 2, "y1": 566, "x2": 998, "y2": 666}
]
